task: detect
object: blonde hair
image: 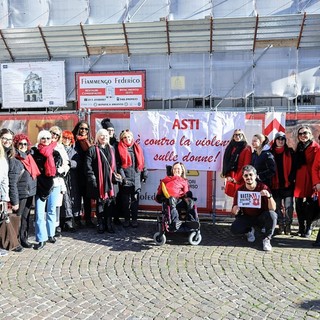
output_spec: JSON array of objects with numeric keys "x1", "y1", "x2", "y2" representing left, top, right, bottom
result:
[
  {"x1": 49, "y1": 125, "x2": 62, "y2": 143},
  {"x1": 120, "y1": 129, "x2": 133, "y2": 141},
  {"x1": 232, "y1": 129, "x2": 248, "y2": 142}
]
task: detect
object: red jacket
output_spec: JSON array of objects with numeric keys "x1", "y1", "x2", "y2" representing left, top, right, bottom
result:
[
  {"x1": 225, "y1": 145, "x2": 252, "y2": 197},
  {"x1": 294, "y1": 141, "x2": 320, "y2": 198},
  {"x1": 157, "y1": 175, "x2": 189, "y2": 198}
]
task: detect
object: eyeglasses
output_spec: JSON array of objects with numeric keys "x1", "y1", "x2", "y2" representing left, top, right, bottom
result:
[
  {"x1": 79, "y1": 127, "x2": 89, "y2": 131},
  {"x1": 18, "y1": 142, "x2": 28, "y2": 146},
  {"x1": 298, "y1": 131, "x2": 310, "y2": 136},
  {"x1": 41, "y1": 137, "x2": 51, "y2": 140},
  {"x1": 1, "y1": 137, "x2": 12, "y2": 142},
  {"x1": 50, "y1": 131, "x2": 60, "y2": 138},
  {"x1": 243, "y1": 173, "x2": 254, "y2": 178}
]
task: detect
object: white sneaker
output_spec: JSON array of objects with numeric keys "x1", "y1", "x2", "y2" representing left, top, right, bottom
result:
[
  {"x1": 263, "y1": 237, "x2": 272, "y2": 251},
  {"x1": 246, "y1": 227, "x2": 255, "y2": 242},
  {"x1": 0, "y1": 249, "x2": 8, "y2": 256}
]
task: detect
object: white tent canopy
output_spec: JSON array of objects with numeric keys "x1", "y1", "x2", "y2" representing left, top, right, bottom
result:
[{"x1": 0, "y1": 0, "x2": 320, "y2": 106}]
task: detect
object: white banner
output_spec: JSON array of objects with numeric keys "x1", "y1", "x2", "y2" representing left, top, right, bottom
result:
[{"x1": 130, "y1": 111, "x2": 246, "y2": 171}]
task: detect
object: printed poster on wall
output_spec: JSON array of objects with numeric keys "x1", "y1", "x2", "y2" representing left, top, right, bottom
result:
[
  {"x1": 76, "y1": 71, "x2": 145, "y2": 110},
  {"x1": 1, "y1": 61, "x2": 66, "y2": 109}
]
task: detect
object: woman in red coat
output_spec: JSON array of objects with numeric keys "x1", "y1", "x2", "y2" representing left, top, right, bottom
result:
[
  {"x1": 156, "y1": 162, "x2": 194, "y2": 230},
  {"x1": 294, "y1": 126, "x2": 320, "y2": 237},
  {"x1": 221, "y1": 129, "x2": 252, "y2": 197},
  {"x1": 311, "y1": 147, "x2": 320, "y2": 246}
]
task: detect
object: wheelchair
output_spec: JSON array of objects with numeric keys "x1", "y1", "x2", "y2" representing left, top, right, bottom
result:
[{"x1": 153, "y1": 197, "x2": 202, "y2": 246}]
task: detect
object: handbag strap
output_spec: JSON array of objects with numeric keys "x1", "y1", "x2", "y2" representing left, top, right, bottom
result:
[{"x1": 96, "y1": 146, "x2": 112, "y2": 170}]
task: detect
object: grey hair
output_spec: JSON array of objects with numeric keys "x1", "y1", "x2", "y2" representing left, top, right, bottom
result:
[
  {"x1": 37, "y1": 130, "x2": 52, "y2": 143},
  {"x1": 95, "y1": 128, "x2": 110, "y2": 144},
  {"x1": 241, "y1": 165, "x2": 257, "y2": 175}
]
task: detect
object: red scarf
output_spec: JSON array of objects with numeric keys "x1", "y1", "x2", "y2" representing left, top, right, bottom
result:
[
  {"x1": 16, "y1": 154, "x2": 41, "y2": 180},
  {"x1": 272, "y1": 146, "x2": 292, "y2": 189},
  {"x1": 118, "y1": 140, "x2": 145, "y2": 171},
  {"x1": 37, "y1": 142, "x2": 57, "y2": 177},
  {"x1": 76, "y1": 135, "x2": 91, "y2": 152},
  {"x1": 96, "y1": 145, "x2": 115, "y2": 200}
]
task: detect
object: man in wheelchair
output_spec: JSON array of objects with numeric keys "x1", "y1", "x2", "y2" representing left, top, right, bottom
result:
[{"x1": 155, "y1": 162, "x2": 199, "y2": 231}]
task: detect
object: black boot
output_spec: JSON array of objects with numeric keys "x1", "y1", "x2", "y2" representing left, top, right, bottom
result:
[
  {"x1": 64, "y1": 218, "x2": 76, "y2": 232},
  {"x1": 97, "y1": 214, "x2": 105, "y2": 234},
  {"x1": 105, "y1": 216, "x2": 115, "y2": 233},
  {"x1": 284, "y1": 224, "x2": 291, "y2": 235},
  {"x1": 74, "y1": 216, "x2": 82, "y2": 229}
]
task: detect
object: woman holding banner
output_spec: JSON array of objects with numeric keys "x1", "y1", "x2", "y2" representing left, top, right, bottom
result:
[{"x1": 221, "y1": 129, "x2": 252, "y2": 197}]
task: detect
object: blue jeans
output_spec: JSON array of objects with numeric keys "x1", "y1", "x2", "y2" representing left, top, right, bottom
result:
[{"x1": 35, "y1": 185, "x2": 61, "y2": 242}]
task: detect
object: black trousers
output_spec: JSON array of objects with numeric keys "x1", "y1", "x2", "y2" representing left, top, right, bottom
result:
[
  {"x1": 16, "y1": 196, "x2": 34, "y2": 243},
  {"x1": 120, "y1": 186, "x2": 139, "y2": 221}
]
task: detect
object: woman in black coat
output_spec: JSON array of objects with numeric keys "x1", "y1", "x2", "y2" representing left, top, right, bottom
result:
[
  {"x1": 60, "y1": 130, "x2": 81, "y2": 231},
  {"x1": 117, "y1": 129, "x2": 148, "y2": 228},
  {"x1": 0, "y1": 128, "x2": 23, "y2": 252},
  {"x1": 251, "y1": 133, "x2": 276, "y2": 188},
  {"x1": 13, "y1": 134, "x2": 40, "y2": 248},
  {"x1": 72, "y1": 120, "x2": 94, "y2": 228},
  {"x1": 85, "y1": 128, "x2": 117, "y2": 234}
]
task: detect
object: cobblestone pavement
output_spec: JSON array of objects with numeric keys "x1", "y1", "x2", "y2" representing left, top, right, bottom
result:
[{"x1": 0, "y1": 218, "x2": 319, "y2": 320}]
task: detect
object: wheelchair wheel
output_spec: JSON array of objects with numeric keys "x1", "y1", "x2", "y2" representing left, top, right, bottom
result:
[
  {"x1": 153, "y1": 232, "x2": 166, "y2": 246},
  {"x1": 188, "y1": 231, "x2": 202, "y2": 245}
]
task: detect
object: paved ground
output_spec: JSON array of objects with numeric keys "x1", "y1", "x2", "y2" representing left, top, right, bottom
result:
[{"x1": 0, "y1": 216, "x2": 319, "y2": 320}]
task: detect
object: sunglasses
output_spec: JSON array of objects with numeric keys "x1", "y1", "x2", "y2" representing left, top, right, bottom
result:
[
  {"x1": 1, "y1": 137, "x2": 12, "y2": 142},
  {"x1": 50, "y1": 131, "x2": 60, "y2": 138},
  {"x1": 298, "y1": 131, "x2": 310, "y2": 136},
  {"x1": 41, "y1": 137, "x2": 51, "y2": 140},
  {"x1": 18, "y1": 142, "x2": 28, "y2": 146},
  {"x1": 276, "y1": 137, "x2": 285, "y2": 141},
  {"x1": 79, "y1": 127, "x2": 89, "y2": 131},
  {"x1": 233, "y1": 133, "x2": 242, "y2": 137},
  {"x1": 243, "y1": 173, "x2": 254, "y2": 178}
]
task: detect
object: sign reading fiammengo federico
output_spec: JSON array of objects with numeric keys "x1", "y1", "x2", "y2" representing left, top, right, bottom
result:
[
  {"x1": 1, "y1": 61, "x2": 66, "y2": 109},
  {"x1": 76, "y1": 71, "x2": 145, "y2": 110}
]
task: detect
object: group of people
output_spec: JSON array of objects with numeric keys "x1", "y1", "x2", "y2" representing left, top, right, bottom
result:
[
  {"x1": 0, "y1": 118, "x2": 148, "y2": 254},
  {"x1": 222, "y1": 126, "x2": 320, "y2": 251},
  {"x1": 1, "y1": 120, "x2": 320, "y2": 255}
]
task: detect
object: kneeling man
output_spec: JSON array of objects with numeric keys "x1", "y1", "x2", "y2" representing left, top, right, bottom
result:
[{"x1": 231, "y1": 165, "x2": 277, "y2": 251}]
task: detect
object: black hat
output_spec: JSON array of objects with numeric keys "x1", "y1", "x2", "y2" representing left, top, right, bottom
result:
[
  {"x1": 274, "y1": 132, "x2": 286, "y2": 140},
  {"x1": 101, "y1": 118, "x2": 114, "y2": 130}
]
